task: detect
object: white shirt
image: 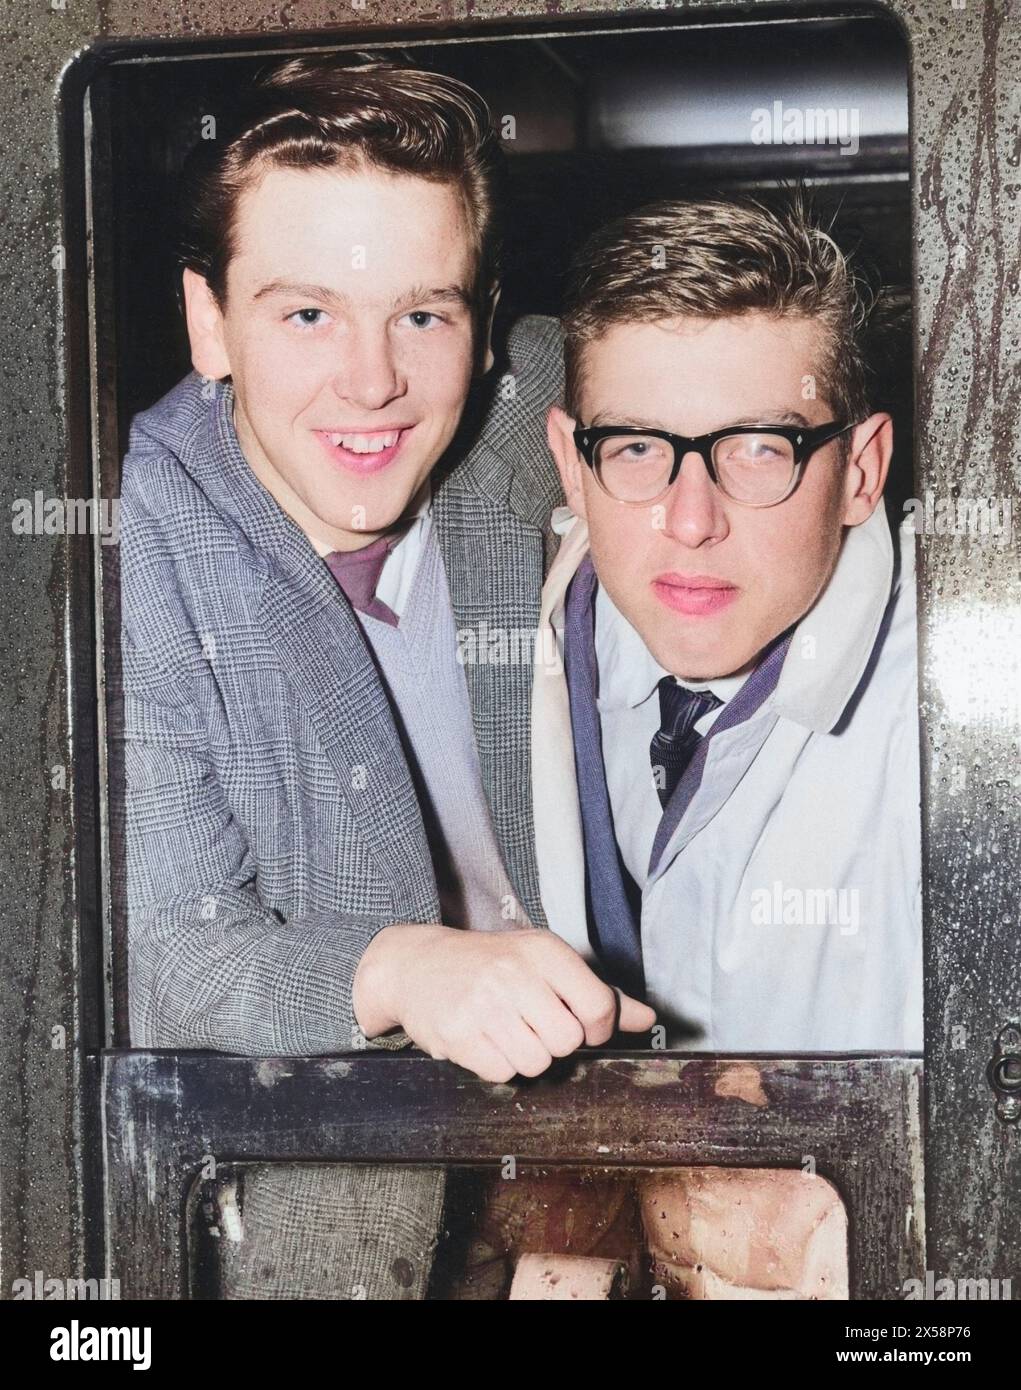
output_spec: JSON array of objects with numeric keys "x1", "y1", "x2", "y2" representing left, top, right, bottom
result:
[
  {"x1": 532, "y1": 503, "x2": 924, "y2": 1053},
  {"x1": 375, "y1": 479, "x2": 432, "y2": 619},
  {"x1": 595, "y1": 585, "x2": 749, "y2": 888}
]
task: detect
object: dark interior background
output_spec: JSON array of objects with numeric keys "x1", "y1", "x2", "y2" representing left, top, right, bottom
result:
[{"x1": 100, "y1": 10, "x2": 913, "y2": 511}]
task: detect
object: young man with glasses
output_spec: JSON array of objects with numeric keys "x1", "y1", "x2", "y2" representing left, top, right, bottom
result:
[
  {"x1": 538, "y1": 191, "x2": 921, "y2": 1054},
  {"x1": 498, "y1": 193, "x2": 922, "y2": 1297}
]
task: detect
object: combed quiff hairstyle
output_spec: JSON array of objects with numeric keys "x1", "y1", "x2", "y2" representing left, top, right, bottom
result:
[
  {"x1": 562, "y1": 190, "x2": 884, "y2": 427},
  {"x1": 177, "y1": 55, "x2": 505, "y2": 310}
]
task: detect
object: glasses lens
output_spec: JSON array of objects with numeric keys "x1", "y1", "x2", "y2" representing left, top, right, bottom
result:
[
  {"x1": 712, "y1": 433, "x2": 797, "y2": 505},
  {"x1": 594, "y1": 434, "x2": 675, "y2": 502}
]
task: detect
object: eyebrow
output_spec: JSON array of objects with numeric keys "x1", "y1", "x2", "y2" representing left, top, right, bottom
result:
[
  {"x1": 251, "y1": 280, "x2": 473, "y2": 311},
  {"x1": 587, "y1": 409, "x2": 815, "y2": 432},
  {"x1": 396, "y1": 284, "x2": 474, "y2": 312}
]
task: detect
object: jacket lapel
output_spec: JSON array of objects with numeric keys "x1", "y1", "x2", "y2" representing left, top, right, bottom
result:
[
  {"x1": 562, "y1": 556, "x2": 645, "y2": 995},
  {"x1": 432, "y1": 440, "x2": 547, "y2": 928},
  {"x1": 256, "y1": 560, "x2": 435, "y2": 918},
  {"x1": 531, "y1": 517, "x2": 594, "y2": 957},
  {"x1": 192, "y1": 381, "x2": 435, "y2": 917}
]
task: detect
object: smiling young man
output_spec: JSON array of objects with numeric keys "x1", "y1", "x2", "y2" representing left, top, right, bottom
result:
[{"x1": 119, "y1": 56, "x2": 653, "y2": 1301}]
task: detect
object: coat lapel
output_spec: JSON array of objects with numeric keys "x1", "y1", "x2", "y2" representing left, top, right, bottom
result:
[
  {"x1": 647, "y1": 631, "x2": 794, "y2": 881},
  {"x1": 530, "y1": 516, "x2": 592, "y2": 957},
  {"x1": 647, "y1": 709, "x2": 789, "y2": 882},
  {"x1": 256, "y1": 561, "x2": 436, "y2": 918},
  {"x1": 432, "y1": 440, "x2": 547, "y2": 928},
  {"x1": 194, "y1": 381, "x2": 435, "y2": 918}
]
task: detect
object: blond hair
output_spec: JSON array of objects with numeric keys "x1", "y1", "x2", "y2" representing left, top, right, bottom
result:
[{"x1": 563, "y1": 189, "x2": 883, "y2": 426}]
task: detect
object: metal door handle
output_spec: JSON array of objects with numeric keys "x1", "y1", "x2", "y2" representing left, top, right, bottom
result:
[{"x1": 987, "y1": 1024, "x2": 1021, "y2": 1124}]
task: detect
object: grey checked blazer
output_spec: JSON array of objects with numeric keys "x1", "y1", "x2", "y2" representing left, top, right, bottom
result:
[{"x1": 119, "y1": 314, "x2": 565, "y2": 1298}]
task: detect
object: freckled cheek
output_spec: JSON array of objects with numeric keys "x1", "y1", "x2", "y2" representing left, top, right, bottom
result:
[{"x1": 238, "y1": 337, "x2": 318, "y2": 410}]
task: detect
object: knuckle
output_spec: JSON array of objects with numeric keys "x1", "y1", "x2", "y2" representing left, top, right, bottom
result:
[
  {"x1": 550, "y1": 1019, "x2": 586, "y2": 1057},
  {"x1": 583, "y1": 999, "x2": 617, "y2": 1039},
  {"x1": 517, "y1": 1051, "x2": 553, "y2": 1078},
  {"x1": 589, "y1": 988, "x2": 618, "y2": 1023}
]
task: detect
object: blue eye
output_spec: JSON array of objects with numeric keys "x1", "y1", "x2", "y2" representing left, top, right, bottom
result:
[
  {"x1": 403, "y1": 310, "x2": 441, "y2": 329},
  {"x1": 288, "y1": 308, "x2": 329, "y2": 329}
]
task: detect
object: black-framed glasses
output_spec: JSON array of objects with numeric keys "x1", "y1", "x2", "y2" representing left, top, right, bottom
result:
[{"x1": 573, "y1": 420, "x2": 855, "y2": 508}]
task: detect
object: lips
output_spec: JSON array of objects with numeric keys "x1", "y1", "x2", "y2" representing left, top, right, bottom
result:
[
  {"x1": 314, "y1": 426, "x2": 413, "y2": 475},
  {"x1": 652, "y1": 572, "x2": 739, "y2": 618}
]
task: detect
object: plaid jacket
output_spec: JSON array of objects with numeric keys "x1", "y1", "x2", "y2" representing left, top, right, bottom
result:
[{"x1": 119, "y1": 314, "x2": 565, "y2": 1297}]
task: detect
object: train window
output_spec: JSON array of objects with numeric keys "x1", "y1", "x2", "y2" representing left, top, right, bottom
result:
[
  {"x1": 7, "y1": 0, "x2": 1017, "y2": 1330},
  {"x1": 85, "y1": 13, "x2": 922, "y2": 1300},
  {"x1": 9, "y1": 0, "x2": 1021, "y2": 1328}
]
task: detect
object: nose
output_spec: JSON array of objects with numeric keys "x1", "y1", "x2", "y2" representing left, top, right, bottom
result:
[
  {"x1": 660, "y1": 449, "x2": 729, "y2": 545},
  {"x1": 333, "y1": 325, "x2": 407, "y2": 412}
]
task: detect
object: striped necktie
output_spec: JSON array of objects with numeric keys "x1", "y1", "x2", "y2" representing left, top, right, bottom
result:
[{"x1": 649, "y1": 679, "x2": 723, "y2": 809}]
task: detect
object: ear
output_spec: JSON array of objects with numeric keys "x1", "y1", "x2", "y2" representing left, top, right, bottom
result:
[
  {"x1": 546, "y1": 405, "x2": 588, "y2": 520},
  {"x1": 842, "y1": 412, "x2": 893, "y2": 526},
  {"x1": 182, "y1": 268, "x2": 232, "y2": 381},
  {"x1": 476, "y1": 283, "x2": 502, "y2": 376}
]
